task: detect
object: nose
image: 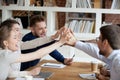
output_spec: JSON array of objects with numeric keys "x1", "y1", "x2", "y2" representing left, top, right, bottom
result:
[{"x1": 43, "y1": 28, "x2": 47, "y2": 33}]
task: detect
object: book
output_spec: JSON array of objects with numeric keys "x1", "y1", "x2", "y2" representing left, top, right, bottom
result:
[{"x1": 17, "y1": 0, "x2": 24, "y2": 6}]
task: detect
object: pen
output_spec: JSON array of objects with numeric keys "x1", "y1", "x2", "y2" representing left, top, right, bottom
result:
[
  {"x1": 44, "y1": 64, "x2": 61, "y2": 67},
  {"x1": 72, "y1": 54, "x2": 75, "y2": 59}
]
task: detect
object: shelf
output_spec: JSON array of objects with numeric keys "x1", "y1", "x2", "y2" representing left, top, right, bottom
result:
[
  {"x1": 67, "y1": 17, "x2": 95, "y2": 21},
  {"x1": 0, "y1": 6, "x2": 120, "y2": 14},
  {"x1": 1, "y1": 5, "x2": 120, "y2": 40}
]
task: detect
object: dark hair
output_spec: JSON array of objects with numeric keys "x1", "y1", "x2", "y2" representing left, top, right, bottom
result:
[
  {"x1": 0, "y1": 19, "x2": 19, "y2": 49},
  {"x1": 30, "y1": 15, "x2": 45, "y2": 27},
  {"x1": 100, "y1": 25, "x2": 120, "y2": 49}
]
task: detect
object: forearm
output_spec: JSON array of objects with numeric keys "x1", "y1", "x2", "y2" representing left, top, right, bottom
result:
[
  {"x1": 16, "y1": 41, "x2": 64, "y2": 63},
  {"x1": 75, "y1": 41, "x2": 101, "y2": 59},
  {"x1": 21, "y1": 36, "x2": 53, "y2": 50},
  {"x1": 8, "y1": 71, "x2": 29, "y2": 78},
  {"x1": 49, "y1": 50, "x2": 64, "y2": 63},
  {"x1": 96, "y1": 74, "x2": 110, "y2": 80}
]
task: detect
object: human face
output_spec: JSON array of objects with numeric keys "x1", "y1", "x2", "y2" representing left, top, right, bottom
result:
[
  {"x1": 12, "y1": 24, "x2": 22, "y2": 41},
  {"x1": 32, "y1": 21, "x2": 47, "y2": 37},
  {"x1": 96, "y1": 34, "x2": 106, "y2": 56},
  {"x1": 4, "y1": 30, "x2": 19, "y2": 52}
]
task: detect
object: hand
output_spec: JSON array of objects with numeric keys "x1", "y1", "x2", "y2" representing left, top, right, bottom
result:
[
  {"x1": 59, "y1": 28, "x2": 71, "y2": 44},
  {"x1": 51, "y1": 27, "x2": 67, "y2": 40},
  {"x1": 64, "y1": 58, "x2": 73, "y2": 65},
  {"x1": 96, "y1": 73, "x2": 110, "y2": 80},
  {"x1": 51, "y1": 30, "x2": 60, "y2": 40},
  {"x1": 65, "y1": 29, "x2": 77, "y2": 46},
  {"x1": 100, "y1": 67, "x2": 110, "y2": 77},
  {"x1": 28, "y1": 67, "x2": 41, "y2": 76}
]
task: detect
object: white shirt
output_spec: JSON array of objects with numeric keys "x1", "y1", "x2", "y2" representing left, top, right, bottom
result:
[
  {"x1": 0, "y1": 49, "x2": 20, "y2": 80},
  {"x1": 8, "y1": 36, "x2": 54, "y2": 78},
  {"x1": 75, "y1": 41, "x2": 120, "y2": 80}
]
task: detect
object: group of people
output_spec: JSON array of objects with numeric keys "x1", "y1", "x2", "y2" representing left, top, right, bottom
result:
[{"x1": 0, "y1": 15, "x2": 120, "y2": 80}]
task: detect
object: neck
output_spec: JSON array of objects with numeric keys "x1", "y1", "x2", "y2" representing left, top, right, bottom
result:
[
  {"x1": 105, "y1": 47, "x2": 113, "y2": 58},
  {"x1": 32, "y1": 32, "x2": 39, "y2": 38}
]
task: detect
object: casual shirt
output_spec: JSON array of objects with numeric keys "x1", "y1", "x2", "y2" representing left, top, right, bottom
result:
[
  {"x1": 0, "y1": 49, "x2": 20, "y2": 80},
  {"x1": 75, "y1": 41, "x2": 120, "y2": 80},
  {"x1": 20, "y1": 32, "x2": 65, "y2": 71}
]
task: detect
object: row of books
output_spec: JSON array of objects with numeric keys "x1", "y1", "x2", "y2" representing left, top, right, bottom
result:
[
  {"x1": 0, "y1": 0, "x2": 30, "y2": 6},
  {"x1": 0, "y1": 0, "x2": 56, "y2": 7},
  {"x1": 66, "y1": 0, "x2": 92, "y2": 8},
  {"x1": 111, "y1": 0, "x2": 120, "y2": 9},
  {"x1": 65, "y1": 0, "x2": 120, "y2": 9},
  {"x1": 65, "y1": 20, "x2": 95, "y2": 33}
]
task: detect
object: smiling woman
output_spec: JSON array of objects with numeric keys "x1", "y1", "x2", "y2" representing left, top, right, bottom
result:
[{"x1": 0, "y1": 19, "x2": 70, "y2": 80}]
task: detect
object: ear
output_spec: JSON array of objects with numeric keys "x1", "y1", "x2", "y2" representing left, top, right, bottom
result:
[
  {"x1": 30, "y1": 27, "x2": 34, "y2": 33},
  {"x1": 3, "y1": 40, "x2": 8, "y2": 48},
  {"x1": 103, "y1": 39, "x2": 109, "y2": 47}
]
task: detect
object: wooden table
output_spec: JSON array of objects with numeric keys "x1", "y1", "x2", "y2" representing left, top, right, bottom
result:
[
  {"x1": 29, "y1": 60, "x2": 99, "y2": 80},
  {"x1": 9, "y1": 60, "x2": 101, "y2": 80}
]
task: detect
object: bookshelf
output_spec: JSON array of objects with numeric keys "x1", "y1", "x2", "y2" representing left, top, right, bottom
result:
[{"x1": 0, "y1": 0, "x2": 120, "y2": 40}]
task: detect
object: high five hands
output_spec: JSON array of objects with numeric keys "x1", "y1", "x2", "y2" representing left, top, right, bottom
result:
[{"x1": 51, "y1": 27, "x2": 77, "y2": 46}]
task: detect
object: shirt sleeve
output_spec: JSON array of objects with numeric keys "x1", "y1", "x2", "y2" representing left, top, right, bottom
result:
[
  {"x1": 8, "y1": 70, "x2": 29, "y2": 78},
  {"x1": 75, "y1": 41, "x2": 103, "y2": 60},
  {"x1": 114, "y1": 55, "x2": 120, "y2": 74},
  {"x1": 21, "y1": 36, "x2": 54, "y2": 50},
  {"x1": 4, "y1": 50, "x2": 20, "y2": 63},
  {"x1": 49, "y1": 50, "x2": 64, "y2": 63}
]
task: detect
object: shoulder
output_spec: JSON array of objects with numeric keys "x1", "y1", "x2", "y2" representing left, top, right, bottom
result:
[
  {"x1": 22, "y1": 32, "x2": 34, "y2": 41},
  {"x1": 113, "y1": 54, "x2": 120, "y2": 72},
  {"x1": 0, "y1": 50, "x2": 20, "y2": 63}
]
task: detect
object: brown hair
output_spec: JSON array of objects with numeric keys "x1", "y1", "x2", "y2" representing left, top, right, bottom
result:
[
  {"x1": 30, "y1": 15, "x2": 46, "y2": 27},
  {"x1": 100, "y1": 25, "x2": 120, "y2": 49},
  {"x1": 0, "y1": 19, "x2": 19, "y2": 49}
]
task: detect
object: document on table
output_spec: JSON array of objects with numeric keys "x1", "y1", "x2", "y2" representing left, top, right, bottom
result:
[
  {"x1": 79, "y1": 73, "x2": 97, "y2": 80},
  {"x1": 15, "y1": 78, "x2": 44, "y2": 80},
  {"x1": 41, "y1": 63, "x2": 66, "y2": 68}
]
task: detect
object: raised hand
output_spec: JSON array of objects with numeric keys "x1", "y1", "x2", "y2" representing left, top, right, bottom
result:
[
  {"x1": 51, "y1": 30, "x2": 60, "y2": 40},
  {"x1": 65, "y1": 29, "x2": 77, "y2": 46},
  {"x1": 59, "y1": 28, "x2": 71, "y2": 44},
  {"x1": 51, "y1": 27, "x2": 67, "y2": 40}
]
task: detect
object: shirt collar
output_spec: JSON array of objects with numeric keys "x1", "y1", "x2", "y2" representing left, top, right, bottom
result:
[{"x1": 107, "y1": 50, "x2": 120, "y2": 60}]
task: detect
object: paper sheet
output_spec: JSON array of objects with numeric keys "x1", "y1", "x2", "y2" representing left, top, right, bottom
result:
[
  {"x1": 15, "y1": 78, "x2": 44, "y2": 80},
  {"x1": 41, "y1": 63, "x2": 66, "y2": 68},
  {"x1": 79, "y1": 73, "x2": 97, "y2": 80}
]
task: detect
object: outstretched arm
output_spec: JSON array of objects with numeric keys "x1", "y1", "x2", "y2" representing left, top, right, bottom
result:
[
  {"x1": 15, "y1": 29, "x2": 71, "y2": 63},
  {"x1": 8, "y1": 67, "x2": 41, "y2": 78}
]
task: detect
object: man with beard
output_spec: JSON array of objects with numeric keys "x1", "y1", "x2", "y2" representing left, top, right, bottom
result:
[
  {"x1": 66, "y1": 24, "x2": 120, "y2": 80},
  {"x1": 20, "y1": 15, "x2": 72, "y2": 71}
]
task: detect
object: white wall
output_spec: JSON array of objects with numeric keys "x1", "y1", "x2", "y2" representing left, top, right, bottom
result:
[{"x1": 42, "y1": 45, "x2": 103, "y2": 63}]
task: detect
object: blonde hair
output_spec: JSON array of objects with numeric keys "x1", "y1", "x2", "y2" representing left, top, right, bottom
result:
[{"x1": 0, "y1": 19, "x2": 19, "y2": 49}]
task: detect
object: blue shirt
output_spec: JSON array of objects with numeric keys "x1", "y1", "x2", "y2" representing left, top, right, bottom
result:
[
  {"x1": 20, "y1": 32, "x2": 65, "y2": 71},
  {"x1": 75, "y1": 41, "x2": 120, "y2": 80}
]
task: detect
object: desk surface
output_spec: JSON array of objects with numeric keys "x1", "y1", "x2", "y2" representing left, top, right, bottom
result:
[{"x1": 30, "y1": 60, "x2": 98, "y2": 80}]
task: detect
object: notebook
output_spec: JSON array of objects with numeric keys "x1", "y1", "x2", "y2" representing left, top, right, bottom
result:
[{"x1": 35, "y1": 71, "x2": 54, "y2": 79}]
